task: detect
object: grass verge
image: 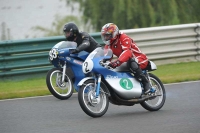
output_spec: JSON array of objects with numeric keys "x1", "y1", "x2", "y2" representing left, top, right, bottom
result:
[
  {"x1": 151, "y1": 61, "x2": 200, "y2": 83},
  {"x1": 0, "y1": 61, "x2": 199, "y2": 100}
]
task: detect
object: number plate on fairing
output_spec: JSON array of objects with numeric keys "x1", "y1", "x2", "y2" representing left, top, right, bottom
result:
[{"x1": 105, "y1": 77, "x2": 142, "y2": 99}]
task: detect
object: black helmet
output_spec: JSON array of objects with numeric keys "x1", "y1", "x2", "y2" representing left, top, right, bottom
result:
[{"x1": 63, "y1": 22, "x2": 79, "y2": 41}]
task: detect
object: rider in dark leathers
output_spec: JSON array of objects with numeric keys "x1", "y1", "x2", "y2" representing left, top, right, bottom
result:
[{"x1": 63, "y1": 22, "x2": 101, "y2": 53}]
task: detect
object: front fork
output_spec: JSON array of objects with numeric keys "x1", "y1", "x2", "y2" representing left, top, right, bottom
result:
[
  {"x1": 62, "y1": 62, "x2": 67, "y2": 83},
  {"x1": 95, "y1": 74, "x2": 101, "y2": 98}
]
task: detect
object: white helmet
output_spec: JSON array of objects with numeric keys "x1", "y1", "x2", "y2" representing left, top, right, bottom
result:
[{"x1": 101, "y1": 23, "x2": 119, "y2": 45}]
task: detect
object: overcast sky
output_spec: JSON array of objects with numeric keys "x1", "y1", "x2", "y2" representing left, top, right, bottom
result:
[{"x1": 0, "y1": 0, "x2": 79, "y2": 40}]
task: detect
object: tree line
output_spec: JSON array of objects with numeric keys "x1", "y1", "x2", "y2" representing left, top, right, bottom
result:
[
  {"x1": 31, "y1": 0, "x2": 200, "y2": 37},
  {"x1": 68, "y1": 0, "x2": 200, "y2": 31}
]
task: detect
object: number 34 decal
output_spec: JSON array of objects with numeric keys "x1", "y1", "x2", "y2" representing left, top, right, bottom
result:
[{"x1": 82, "y1": 59, "x2": 93, "y2": 74}]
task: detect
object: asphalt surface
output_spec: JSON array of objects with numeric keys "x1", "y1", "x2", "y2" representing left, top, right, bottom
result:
[{"x1": 0, "y1": 81, "x2": 200, "y2": 133}]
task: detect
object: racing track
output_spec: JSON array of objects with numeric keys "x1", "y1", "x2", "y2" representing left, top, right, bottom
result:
[{"x1": 0, "y1": 81, "x2": 200, "y2": 133}]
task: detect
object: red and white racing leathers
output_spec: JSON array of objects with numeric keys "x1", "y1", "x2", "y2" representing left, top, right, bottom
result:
[{"x1": 105, "y1": 32, "x2": 149, "y2": 69}]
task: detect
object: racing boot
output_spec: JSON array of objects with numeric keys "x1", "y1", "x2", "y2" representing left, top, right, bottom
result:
[
  {"x1": 128, "y1": 59, "x2": 151, "y2": 94},
  {"x1": 139, "y1": 73, "x2": 151, "y2": 94}
]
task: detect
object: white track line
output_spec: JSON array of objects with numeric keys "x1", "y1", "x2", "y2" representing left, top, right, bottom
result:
[
  {"x1": 164, "y1": 80, "x2": 200, "y2": 85},
  {"x1": 0, "y1": 80, "x2": 199, "y2": 102}
]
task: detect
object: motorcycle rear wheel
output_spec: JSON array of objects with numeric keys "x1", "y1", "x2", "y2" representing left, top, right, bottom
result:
[
  {"x1": 140, "y1": 73, "x2": 166, "y2": 111},
  {"x1": 78, "y1": 79, "x2": 109, "y2": 118},
  {"x1": 46, "y1": 68, "x2": 73, "y2": 100}
]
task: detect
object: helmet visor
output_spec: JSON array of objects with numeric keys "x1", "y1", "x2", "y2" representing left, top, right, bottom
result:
[
  {"x1": 101, "y1": 33, "x2": 112, "y2": 45},
  {"x1": 64, "y1": 31, "x2": 71, "y2": 38},
  {"x1": 102, "y1": 34, "x2": 112, "y2": 41}
]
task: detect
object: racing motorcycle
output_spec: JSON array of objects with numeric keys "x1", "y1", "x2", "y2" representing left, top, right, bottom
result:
[
  {"x1": 77, "y1": 47, "x2": 166, "y2": 117},
  {"x1": 46, "y1": 41, "x2": 89, "y2": 100}
]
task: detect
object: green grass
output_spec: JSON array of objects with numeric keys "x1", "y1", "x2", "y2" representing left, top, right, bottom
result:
[
  {"x1": 0, "y1": 78, "x2": 50, "y2": 100},
  {"x1": 0, "y1": 61, "x2": 200, "y2": 100},
  {"x1": 151, "y1": 61, "x2": 200, "y2": 83}
]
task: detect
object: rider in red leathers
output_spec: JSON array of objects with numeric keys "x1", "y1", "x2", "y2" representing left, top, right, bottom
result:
[{"x1": 101, "y1": 23, "x2": 150, "y2": 94}]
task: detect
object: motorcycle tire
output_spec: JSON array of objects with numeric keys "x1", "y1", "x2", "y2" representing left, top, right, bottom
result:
[
  {"x1": 140, "y1": 73, "x2": 166, "y2": 111},
  {"x1": 46, "y1": 68, "x2": 73, "y2": 100},
  {"x1": 78, "y1": 79, "x2": 109, "y2": 118}
]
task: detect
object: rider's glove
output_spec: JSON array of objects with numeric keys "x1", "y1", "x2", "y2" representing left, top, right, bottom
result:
[
  {"x1": 102, "y1": 58, "x2": 110, "y2": 63},
  {"x1": 108, "y1": 60, "x2": 121, "y2": 68},
  {"x1": 70, "y1": 49, "x2": 78, "y2": 54}
]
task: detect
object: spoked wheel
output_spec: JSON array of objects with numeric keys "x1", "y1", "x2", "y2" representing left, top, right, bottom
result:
[
  {"x1": 46, "y1": 68, "x2": 73, "y2": 100},
  {"x1": 140, "y1": 73, "x2": 166, "y2": 111},
  {"x1": 78, "y1": 79, "x2": 109, "y2": 118}
]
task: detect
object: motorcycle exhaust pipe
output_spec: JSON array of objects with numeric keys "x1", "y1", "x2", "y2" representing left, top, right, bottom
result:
[
  {"x1": 127, "y1": 94, "x2": 160, "y2": 103},
  {"x1": 112, "y1": 93, "x2": 161, "y2": 104}
]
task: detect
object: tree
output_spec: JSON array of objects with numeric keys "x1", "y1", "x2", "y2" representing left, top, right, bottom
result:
[
  {"x1": 33, "y1": 0, "x2": 200, "y2": 36},
  {"x1": 70, "y1": 0, "x2": 200, "y2": 31}
]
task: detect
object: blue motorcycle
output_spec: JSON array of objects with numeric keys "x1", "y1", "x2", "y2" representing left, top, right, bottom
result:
[
  {"x1": 46, "y1": 41, "x2": 89, "y2": 100},
  {"x1": 78, "y1": 47, "x2": 166, "y2": 117}
]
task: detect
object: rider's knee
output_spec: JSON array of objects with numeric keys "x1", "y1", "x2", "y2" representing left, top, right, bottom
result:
[{"x1": 127, "y1": 58, "x2": 139, "y2": 71}]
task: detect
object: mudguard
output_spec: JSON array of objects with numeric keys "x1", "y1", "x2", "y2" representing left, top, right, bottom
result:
[{"x1": 77, "y1": 77, "x2": 94, "y2": 86}]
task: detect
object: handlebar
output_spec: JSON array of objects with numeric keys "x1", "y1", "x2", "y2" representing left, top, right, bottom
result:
[{"x1": 99, "y1": 60, "x2": 113, "y2": 70}]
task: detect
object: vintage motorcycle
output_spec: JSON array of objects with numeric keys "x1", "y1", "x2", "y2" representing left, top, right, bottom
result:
[
  {"x1": 46, "y1": 41, "x2": 89, "y2": 100},
  {"x1": 77, "y1": 47, "x2": 166, "y2": 117}
]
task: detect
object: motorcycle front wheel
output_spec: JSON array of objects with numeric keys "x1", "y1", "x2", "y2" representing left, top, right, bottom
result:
[
  {"x1": 78, "y1": 79, "x2": 109, "y2": 118},
  {"x1": 140, "y1": 73, "x2": 166, "y2": 111},
  {"x1": 46, "y1": 68, "x2": 73, "y2": 100}
]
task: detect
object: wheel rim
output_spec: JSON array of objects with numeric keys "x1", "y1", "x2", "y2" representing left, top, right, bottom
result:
[
  {"x1": 82, "y1": 83, "x2": 107, "y2": 114},
  {"x1": 144, "y1": 77, "x2": 164, "y2": 107},
  {"x1": 50, "y1": 70, "x2": 72, "y2": 96}
]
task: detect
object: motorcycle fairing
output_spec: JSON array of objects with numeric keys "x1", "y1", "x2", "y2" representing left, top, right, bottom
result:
[
  {"x1": 49, "y1": 41, "x2": 89, "y2": 92},
  {"x1": 92, "y1": 58, "x2": 142, "y2": 99}
]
